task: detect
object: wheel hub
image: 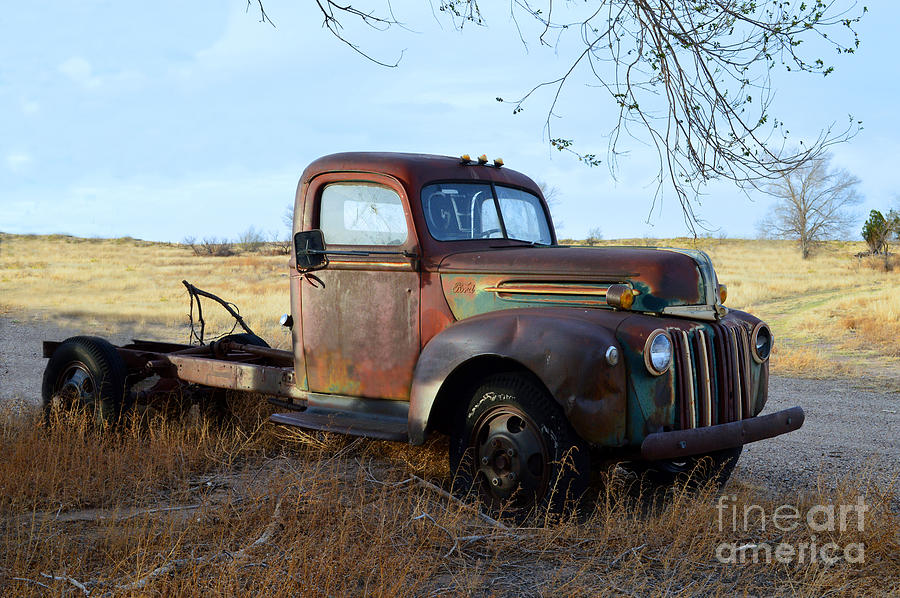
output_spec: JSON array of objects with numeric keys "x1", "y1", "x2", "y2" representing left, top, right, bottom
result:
[
  {"x1": 53, "y1": 364, "x2": 96, "y2": 409},
  {"x1": 472, "y1": 408, "x2": 548, "y2": 505}
]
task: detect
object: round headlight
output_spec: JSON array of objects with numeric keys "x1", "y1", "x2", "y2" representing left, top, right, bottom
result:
[
  {"x1": 644, "y1": 330, "x2": 672, "y2": 375},
  {"x1": 751, "y1": 323, "x2": 772, "y2": 363}
]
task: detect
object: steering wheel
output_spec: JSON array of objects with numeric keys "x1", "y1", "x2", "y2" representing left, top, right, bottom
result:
[
  {"x1": 428, "y1": 193, "x2": 453, "y2": 231},
  {"x1": 479, "y1": 228, "x2": 502, "y2": 238}
]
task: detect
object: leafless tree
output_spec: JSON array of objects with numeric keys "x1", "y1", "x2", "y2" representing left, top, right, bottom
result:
[
  {"x1": 238, "y1": 226, "x2": 267, "y2": 252},
  {"x1": 585, "y1": 227, "x2": 603, "y2": 246},
  {"x1": 537, "y1": 180, "x2": 563, "y2": 232},
  {"x1": 759, "y1": 152, "x2": 861, "y2": 258},
  {"x1": 252, "y1": 1, "x2": 865, "y2": 229}
]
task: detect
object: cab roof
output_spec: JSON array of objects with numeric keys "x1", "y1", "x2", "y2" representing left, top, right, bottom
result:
[{"x1": 301, "y1": 152, "x2": 543, "y2": 195}]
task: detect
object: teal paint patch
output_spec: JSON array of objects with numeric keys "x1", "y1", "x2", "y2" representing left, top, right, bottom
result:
[{"x1": 621, "y1": 343, "x2": 676, "y2": 445}]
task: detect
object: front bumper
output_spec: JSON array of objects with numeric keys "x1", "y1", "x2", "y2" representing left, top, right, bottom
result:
[{"x1": 640, "y1": 406, "x2": 804, "y2": 461}]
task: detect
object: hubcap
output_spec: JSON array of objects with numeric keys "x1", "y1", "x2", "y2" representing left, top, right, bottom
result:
[
  {"x1": 471, "y1": 406, "x2": 549, "y2": 507},
  {"x1": 53, "y1": 363, "x2": 97, "y2": 410}
]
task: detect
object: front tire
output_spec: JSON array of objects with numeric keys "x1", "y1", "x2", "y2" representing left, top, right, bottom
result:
[
  {"x1": 42, "y1": 336, "x2": 128, "y2": 426},
  {"x1": 449, "y1": 374, "x2": 589, "y2": 517}
]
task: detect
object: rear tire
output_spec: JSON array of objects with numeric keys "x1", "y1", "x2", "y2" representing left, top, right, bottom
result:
[
  {"x1": 449, "y1": 374, "x2": 589, "y2": 518},
  {"x1": 42, "y1": 336, "x2": 128, "y2": 426}
]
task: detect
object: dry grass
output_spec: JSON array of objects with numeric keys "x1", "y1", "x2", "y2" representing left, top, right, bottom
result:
[
  {"x1": 832, "y1": 295, "x2": 900, "y2": 358},
  {"x1": 1, "y1": 400, "x2": 897, "y2": 596}
]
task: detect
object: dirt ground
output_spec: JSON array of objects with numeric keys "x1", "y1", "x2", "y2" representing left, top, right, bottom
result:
[{"x1": 1, "y1": 313, "x2": 897, "y2": 496}]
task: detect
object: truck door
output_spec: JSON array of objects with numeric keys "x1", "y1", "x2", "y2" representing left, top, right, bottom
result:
[{"x1": 301, "y1": 174, "x2": 420, "y2": 400}]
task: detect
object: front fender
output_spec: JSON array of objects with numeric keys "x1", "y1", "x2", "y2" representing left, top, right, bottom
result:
[{"x1": 408, "y1": 307, "x2": 628, "y2": 446}]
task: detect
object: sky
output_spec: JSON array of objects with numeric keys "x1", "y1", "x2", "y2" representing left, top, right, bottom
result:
[{"x1": 1, "y1": 1, "x2": 898, "y2": 242}]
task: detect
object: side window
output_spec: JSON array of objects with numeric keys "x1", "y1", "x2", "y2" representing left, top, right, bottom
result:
[{"x1": 319, "y1": 183, "x2": 409, "y2": 246}]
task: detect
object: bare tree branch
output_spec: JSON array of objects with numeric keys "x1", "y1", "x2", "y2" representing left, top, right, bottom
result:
[
  {"x1": 246, "y1": 0, "x2": 276, "y2": 26},
  {"x1": 247, "y1": 1, "x2": 865, "y2": 229},
  {"x1": 312, "y1": 0, "x2": 406, "y2": 66}
]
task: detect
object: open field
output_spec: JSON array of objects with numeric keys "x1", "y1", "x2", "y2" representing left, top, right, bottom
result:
[
  {"x1": 2, "y1": 233, "x2": 898, "y2": 384},
  {"x1": 0, "y1": 234, "x2": 294, "y2": 350}
]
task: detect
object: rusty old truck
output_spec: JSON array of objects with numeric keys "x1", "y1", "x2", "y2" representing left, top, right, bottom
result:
[{"x1": 42, "y1": 151, "x2": 804, "y2": 512}]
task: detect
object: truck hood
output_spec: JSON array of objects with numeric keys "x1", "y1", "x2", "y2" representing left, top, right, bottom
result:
[{"x1": 437, "y1": 246, "x2": 724, "y2": 321}]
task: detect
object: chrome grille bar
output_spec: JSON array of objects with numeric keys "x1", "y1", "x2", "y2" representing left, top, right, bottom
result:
[
  {"x1": 738, "y1": 325, "x2": 753, "y2": 418},
  {"x1": 671, "y1": 322, "x2": 754, "y2": 430},
  {"x1": 678, "y1": 330, "x2": 697, "y2": 429},
  {"x1": 695, "y1": 329, "x2": 712, "y2": 427},
  {"x1": 729, "y1": 328, "x2": 742, "y2": 421}
]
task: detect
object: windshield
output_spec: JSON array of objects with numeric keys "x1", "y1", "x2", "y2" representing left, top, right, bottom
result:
[{"x1": 422, "y1": 182, "x2": 552, "y2": 244}]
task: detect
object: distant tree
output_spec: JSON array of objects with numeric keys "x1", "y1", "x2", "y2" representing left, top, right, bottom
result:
[
  {"x1": 254, "y1": 1, "x2": 865, "y2": 227},
  {"x1": 270, "y1": 230, "x2": 292, "y2": 255},
  {"x1": 861, "y1": 210, "x2": 891, "y2": 255},
  {"x1": 537, "y1": 180, "x2": 563, "y2": 232},
  {"x1": 283, "y1": 205, "x2": 294, "y2": 233},
  {"x1": 238, "y1": 226, "x2": 266, "y2": 253},
  {"x1": 759, "y1": 153, "x2": 861, "y2": 259},
  {"x1": 890, "y1": 208, "x2": 900, "y2": 242},
  {"x1": 585, "y1": 227, "x2": 603, "y2": 246}
]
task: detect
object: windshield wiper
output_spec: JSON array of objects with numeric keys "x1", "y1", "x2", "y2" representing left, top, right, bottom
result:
[{"x1": 488, "y1": 239, "x2": 556, "y2": 249}]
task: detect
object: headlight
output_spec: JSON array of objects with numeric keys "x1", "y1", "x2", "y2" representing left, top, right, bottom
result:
[
  {"x1": 644, "y1": 330, "x2": 672, "y2": 375},
  {"x1": 751, "y1": 323, "x2": 772, "y2": 363}
]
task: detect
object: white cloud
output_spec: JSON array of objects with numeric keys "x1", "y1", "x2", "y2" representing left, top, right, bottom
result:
[
  {"x1": 172, "y1": 4, "x2": 304, "y2": 80},
  {"x1": 5, "y1": 152, "x2": 33, "y2": 172},
  {"x1": 58, "y1": 56, "x2": 102, "y2": 89}
]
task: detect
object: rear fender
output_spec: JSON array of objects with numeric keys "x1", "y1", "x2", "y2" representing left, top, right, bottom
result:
[{"x1": 408, "y1": 309, "x2": 627, "y2": 446}]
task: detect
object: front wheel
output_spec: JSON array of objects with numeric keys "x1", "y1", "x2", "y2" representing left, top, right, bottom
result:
[
  {"x1": 449, "y1": 374, "x2": 589, "y2": 517},
  {"x1": 42, "y1": 336, "x2": 128, "y2": 426}
]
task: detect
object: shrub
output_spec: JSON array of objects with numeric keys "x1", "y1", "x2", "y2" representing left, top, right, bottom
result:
[
  {"x1": 238, "y1": 226, "x2": 266, "y2": 253},
  {"x1": 861, "y1": 210, "x2": 891, "y2": 255},
  {"x1": 200, "y1": 237, "x2": 234, "y2": 257}
]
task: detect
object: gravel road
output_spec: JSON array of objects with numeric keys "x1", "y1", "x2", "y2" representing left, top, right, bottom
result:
[{"x1": 2, "y1": 315, "x2": 897, "y2": 496}]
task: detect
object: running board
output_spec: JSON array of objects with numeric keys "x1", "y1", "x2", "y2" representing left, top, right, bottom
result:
[
  {"x1": 270, "y1": 409, "x2": 408, "y2": 441},
  {"x1": 269, "y1": 392, "x2": 410, "y2": 442}
]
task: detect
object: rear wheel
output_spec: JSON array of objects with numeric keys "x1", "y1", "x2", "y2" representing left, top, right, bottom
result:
[
  {"x1": 42, "y1": 336, "x2": 128, "y2": 426},
  {"x1": 449, "y1": 374, "x2": 589, "y2": 517}
]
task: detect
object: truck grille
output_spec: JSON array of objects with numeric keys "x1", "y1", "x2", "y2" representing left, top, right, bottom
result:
[{"x1": 669, "y1": 323, "x2": 753, "y2": 430}]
